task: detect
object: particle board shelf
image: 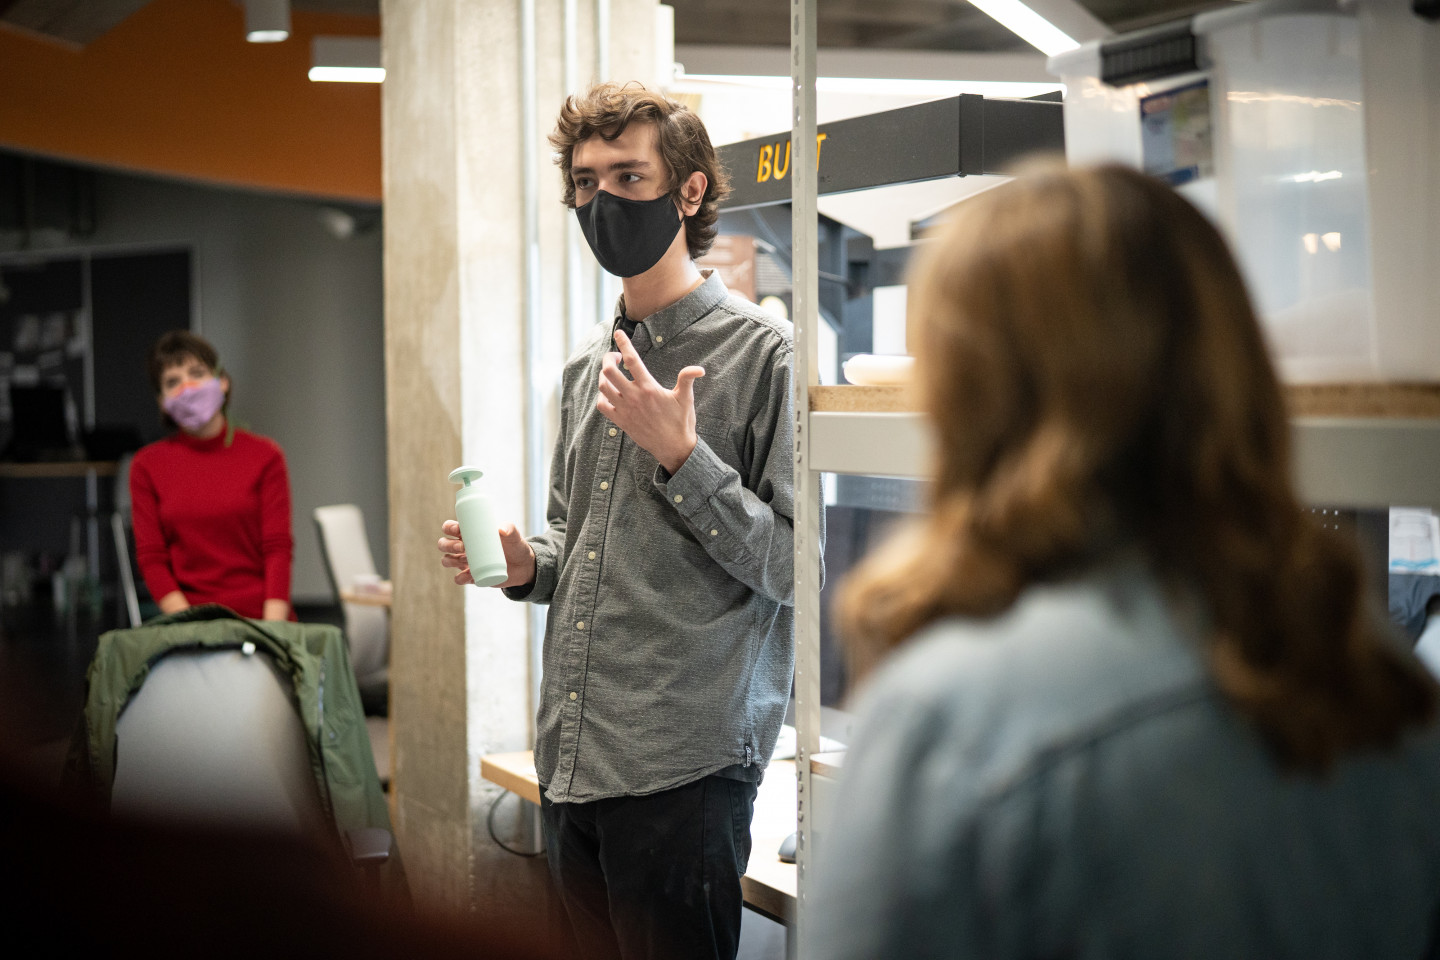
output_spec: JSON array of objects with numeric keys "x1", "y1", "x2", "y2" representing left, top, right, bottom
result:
[
  {"x1": 808, "y1": 386, "x2": 927, "y2": 476},
  {"x1": 806, "y1": 384, "x2": 1440, "y2": 507},
  {"x1": 811, "y1": 383, "x2": 1440, "y2": 418},
  {"x1": 811, "y1": 751, "x2": 846, "y2": 780},
  {"x1": 1284, "y1": 383, "x2": 1440, "y2": 419},
  {"x1": 810, "y1": 385, "x2": 911, "y2": 412}
]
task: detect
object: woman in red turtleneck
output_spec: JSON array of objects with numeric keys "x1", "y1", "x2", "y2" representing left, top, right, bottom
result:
[{"x1": 129, "y1": 331, "x2": 293, "y2": 622}]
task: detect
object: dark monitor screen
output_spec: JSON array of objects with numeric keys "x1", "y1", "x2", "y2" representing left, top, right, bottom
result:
[{"x1": 6, "y1": 384, "x2": 73, "y2": 462}]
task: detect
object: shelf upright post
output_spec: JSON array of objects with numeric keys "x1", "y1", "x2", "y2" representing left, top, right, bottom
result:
[
  {"x1": 791, "y1": 0, "x2": 821, "y2": 951},
  {"x1": 520, "y1": 0, "x2": 550, "y2": 840},
  {"x1": 593, "y1": 0, "x2": 612, "y2": 332}
]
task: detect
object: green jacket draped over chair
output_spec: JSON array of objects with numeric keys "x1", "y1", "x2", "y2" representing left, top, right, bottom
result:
[{"x1": 64, "y1": 604, "x2": 403, "y2": 893}]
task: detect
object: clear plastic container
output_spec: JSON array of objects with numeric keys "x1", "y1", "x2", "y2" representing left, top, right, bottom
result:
[{"x1": 1049, "y1": 0, "x2": 1440, "y2": 383}]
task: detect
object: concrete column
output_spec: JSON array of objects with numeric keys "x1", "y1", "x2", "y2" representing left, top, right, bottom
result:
[{"x1": 381, "y1": 0, "x2": 659, "y2": 916}]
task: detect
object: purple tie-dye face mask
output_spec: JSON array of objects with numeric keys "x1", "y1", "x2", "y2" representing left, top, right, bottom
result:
[{"x1": 162, "y1": 377, "x2": 225, "y2": 432}]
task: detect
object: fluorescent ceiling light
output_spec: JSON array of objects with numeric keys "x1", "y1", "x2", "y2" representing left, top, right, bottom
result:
[
  {"x1": 969, "y1": 0, "x2": 1079, "y2": 57},
  {"x1": 245, "y1": 0, "x2": 290, "y2": 43},
  {"x1": 310, "y1": 36, "x2": 384, "y2": 83},
  {"x1": 1287, "y1": 170, "x2": 1343, "y2": 184},
  {"x1": 672, "y1": 72, "x2": 1061, "y2": 99},
  {"x1": 309, "y1": 66, "x2": 385, "y2": 83}
]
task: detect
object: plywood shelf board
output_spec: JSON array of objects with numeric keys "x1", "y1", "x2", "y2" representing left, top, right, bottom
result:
[{"x1": 812, "y1": 383, "x2": 1440, "y2": 419}]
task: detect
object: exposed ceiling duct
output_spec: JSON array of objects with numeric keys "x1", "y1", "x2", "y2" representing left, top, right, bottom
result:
[
  {"x1": 0, "y1": 1, "x2": 1245, "y2": 53},
  {"x1": 0, "y1": 0, "x2": 154, "y2": 48}
]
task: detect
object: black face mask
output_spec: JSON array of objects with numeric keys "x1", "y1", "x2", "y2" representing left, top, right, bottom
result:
[{"x1": 575, "y1": 190, "x2": 683, "y2": 278}]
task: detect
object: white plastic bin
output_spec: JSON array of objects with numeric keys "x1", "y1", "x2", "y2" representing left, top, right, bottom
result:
[{"x1": 1049, "y1": 0, "x2": 1440, "y2": 383}]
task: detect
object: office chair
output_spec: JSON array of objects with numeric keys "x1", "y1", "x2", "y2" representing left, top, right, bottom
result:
[
  {"x1": 65, "y1": 606, "x2": 403, "y2": 892},
  {"x1": 313, "y1": 504, "x2": 389, "y2": 714}
]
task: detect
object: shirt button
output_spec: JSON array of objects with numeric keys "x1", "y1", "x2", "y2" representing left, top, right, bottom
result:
[
  {"x1": 655, "y1": 335, "x2": 664, "y2": 344},
  {"x1": 569, "y1": 691, "x2": 578, "y2": 701},
  {"x1": 576, "y1": 621, "x2": 586, "y2": 630},
  {"x1": 710, "y1": 529, "x2": 718, "y2": 537},
  {"x1": 608, "y1": 427, "x2": 618, "y2": 437},
  {"x1": 588, "y1": 550, "x2": 596, "y2": 560},
  {"x1": 673, "y1": 494, "x2": 683, "y2": 503},
  {"x1": 599, "y1": 481, "x2": 609, "y2": 490}
]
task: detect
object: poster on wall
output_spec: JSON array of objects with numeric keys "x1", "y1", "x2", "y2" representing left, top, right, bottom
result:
[{"x1": 1140, "y1": 80, "x2": 1215, "y2": 187}]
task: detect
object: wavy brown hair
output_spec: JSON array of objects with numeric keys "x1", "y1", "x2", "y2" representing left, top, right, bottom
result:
[
  {"x1": 838, "y1": 163, "x2": 1435, "y2": 772},
  {"x1": 548, "y1": 82, "x2": 731, "y2": 260}
]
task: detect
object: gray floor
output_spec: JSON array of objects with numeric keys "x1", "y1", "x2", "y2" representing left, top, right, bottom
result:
[{"x1": 740, "y1": 908, "x2": 788, "y2": 959}]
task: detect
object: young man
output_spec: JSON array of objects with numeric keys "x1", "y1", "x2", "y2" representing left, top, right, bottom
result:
[{"x1": 438, "y1": 83, "x2": 817, "y2": 959}]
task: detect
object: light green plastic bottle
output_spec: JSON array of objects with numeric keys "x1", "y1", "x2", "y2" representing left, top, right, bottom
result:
[{"x1": 448, "y1": 466, "x2": 508, "y2": 588}]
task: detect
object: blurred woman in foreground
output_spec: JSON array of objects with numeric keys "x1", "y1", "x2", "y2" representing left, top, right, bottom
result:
[{"x1": 810, "y1": 165, "x2": 1440, "y2": 959}]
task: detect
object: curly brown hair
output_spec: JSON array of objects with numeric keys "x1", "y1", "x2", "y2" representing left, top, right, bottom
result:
[
  {"x1": 548, "y1": 82, "x2": 731, "y2": 260},
  {"x1": 838, "y1": 163, "x2": 1436, "y2": 773}
]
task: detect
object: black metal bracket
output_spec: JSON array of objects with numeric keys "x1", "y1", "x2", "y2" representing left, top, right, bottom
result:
[
  {"x1": 1100, "y1": 20, "x2": 1199, "y2": 87},
  {"x1": 716, "y1": 94, "x2": 1064, "y2": 212}
]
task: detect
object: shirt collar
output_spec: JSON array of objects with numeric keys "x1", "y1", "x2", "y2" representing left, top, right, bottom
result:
[{"x1": 612, "y1": 270, "x2": 729, "y2": 345}]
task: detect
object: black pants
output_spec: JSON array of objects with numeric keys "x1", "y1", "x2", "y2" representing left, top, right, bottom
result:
[{"x1": 540, "y1": 774, "x2": 759, "y2": 960}]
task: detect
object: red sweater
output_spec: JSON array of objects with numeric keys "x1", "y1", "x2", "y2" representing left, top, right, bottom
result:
[{"x1": 129, "y1": 422, "x2": 293, "y2": 620}]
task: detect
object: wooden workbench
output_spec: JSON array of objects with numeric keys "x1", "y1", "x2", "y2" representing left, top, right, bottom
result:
[{"x1": 481, "y1": 750, "x2": 798, "y2": 924}]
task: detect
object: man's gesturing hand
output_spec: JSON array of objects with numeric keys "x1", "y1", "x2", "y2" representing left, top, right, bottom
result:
[
  {"x1": 438, "y1": 520, "x2": 536, "y2": 588},
  {"x1": 598, "y1": 329, "x2": 705, "y2": 475}
]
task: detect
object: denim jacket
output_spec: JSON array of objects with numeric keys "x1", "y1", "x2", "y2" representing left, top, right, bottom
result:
[{"x1": 808, "y1": 557, "x2": 1440, "y2": 959}]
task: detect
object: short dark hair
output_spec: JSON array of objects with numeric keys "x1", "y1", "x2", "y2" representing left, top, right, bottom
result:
[
  {"x1": 146, "y1": 331, "x2": 231, "y2": 431},
  {"x1": 548, "y1": 82, "x2": 732, "y2": 260},
  {"x1": 146, "y1": 330, "x2": 219, "y2": 396}
]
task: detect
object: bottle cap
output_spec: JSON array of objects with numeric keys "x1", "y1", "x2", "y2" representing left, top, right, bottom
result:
[{"x1": 448, "y1": 466, "x2": 484, "y2": 486}]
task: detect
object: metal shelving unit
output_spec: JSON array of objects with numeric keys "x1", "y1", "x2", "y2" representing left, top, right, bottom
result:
[
  {"x1": 774, "y1": 3, "x2": 1440, "y2": 949},
  {"x1": 788, "y1": 2, "x2": 823, "y2": 950},
  {"x1": 772, "y1": 4, "x2": 1070, "y2": 948}
]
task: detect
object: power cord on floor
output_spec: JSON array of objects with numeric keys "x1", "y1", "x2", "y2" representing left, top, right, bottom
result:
[{"x1": 487, "y1": 789, "x2": 546, "y2": 858}]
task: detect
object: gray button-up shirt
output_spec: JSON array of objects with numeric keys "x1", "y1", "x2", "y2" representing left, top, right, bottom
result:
[{"x1": 508, "y1": 271, "x2": 818, "y2": 803}]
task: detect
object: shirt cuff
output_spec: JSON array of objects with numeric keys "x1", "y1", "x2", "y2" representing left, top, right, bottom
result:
[
  {"x1": 657, "y1": 434, "x2": 726, "y2": 494},
  {"x1": 653, "y1": 436, "x2": 736, "y2": 541}
]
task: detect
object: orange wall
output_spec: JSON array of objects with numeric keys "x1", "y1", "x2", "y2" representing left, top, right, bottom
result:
[{"x1": 0, "y1": 0, "x2": 381, "y2": 202}]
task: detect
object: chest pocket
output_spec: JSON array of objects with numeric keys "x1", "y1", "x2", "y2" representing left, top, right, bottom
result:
[{"x1": 632, "y1": 415, "x2": 742, "y2": 498}]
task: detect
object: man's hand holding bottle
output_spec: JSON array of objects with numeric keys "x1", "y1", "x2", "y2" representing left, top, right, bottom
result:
[{"x1": 438, "y1": 522, "x2": 536, "y2": 588}]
